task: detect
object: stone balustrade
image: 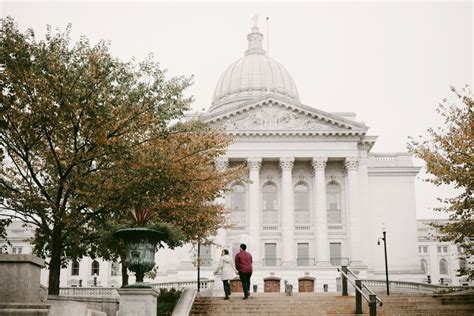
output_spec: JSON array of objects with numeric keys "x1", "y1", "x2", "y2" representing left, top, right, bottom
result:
[{"x1": 360, "y1": 279, "x2": 474, "y2": 294}]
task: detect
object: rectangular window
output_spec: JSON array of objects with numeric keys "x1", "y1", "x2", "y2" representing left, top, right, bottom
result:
[
  {"x1": 264, "y1": 243, "x2": 277, "y2": 266},
  {"x1": 437, "y1": 245, "x2": 448, "y2": 253},
  {"x1": 297, "y1": 243, "x2": 310, "y2": 266},
  {"x1": 419, "y1": 246, "x2": 428, "y2": 253},
  {"x1": 200, "y1": 245, "x2": 212, "y2": 266},
  {"x1": 12, "y1": 247, "x2": 22, "y2": 254},
  {"x1": 330, "y1": 243, "x2": 342, "y2": 266},
  {"x1": 327, "y1": 192, "x2": 341, "y2": 224}
]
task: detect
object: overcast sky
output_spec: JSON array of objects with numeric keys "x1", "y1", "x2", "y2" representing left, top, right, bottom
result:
[{"x1": 2, "y1": 1, "x2": 472, "y2": 219}]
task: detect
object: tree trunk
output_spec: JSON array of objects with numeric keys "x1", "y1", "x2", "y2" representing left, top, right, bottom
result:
[
  {"x1": 48, "y1": 235, "x2": 63, "y2": 295},
  {"x1": 120, "y1": 253, "x2": 129, "y2": 287}
]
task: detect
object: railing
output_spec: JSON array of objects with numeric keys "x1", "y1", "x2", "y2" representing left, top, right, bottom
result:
[
  {"x1": 59, "y1": 287, "x2": 119, "y2": 297},
  {"x1": 338, "y1": 266, "x2": 382, "y2": 316},
  {"x1": 58, "y1": 280, "x2": 215, "y2": 297},
  {"x1": 360, "y1": 279, "x2": 474, "y2": 295},
  {"x1": 295, "y1": 224, "x2": 311, "y2": 231},
  {"x1": 262, "y1": 225, "x2": 279, "y2": 231},
  {"x1": 330, "y1": 257, "x2": 349, "y2": 266},
  {"x1": 328, "y1": 224, "x2": 344, "y2": 231},
  {"x1": 297, "y1": 258, "x2": 315, "y2": 266},
  {"x1": 262, "y1": 258, "x2": 281, "y2": 266},
  {"x1": 150, "y1": 280, "x2": 214, "y2": 291}
]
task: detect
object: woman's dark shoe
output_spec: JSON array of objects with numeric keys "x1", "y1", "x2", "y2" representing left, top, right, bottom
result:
[{"x1": 224, "y1": 296, "x2": 229, "y2": 300}]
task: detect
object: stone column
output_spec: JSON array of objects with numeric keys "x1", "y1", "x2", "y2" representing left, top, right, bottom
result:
[
  {"x1": 312, "y1": 157, "x2": 330, "y2": 266},
  {"x1": 357, "y1": 152, "x2": 370, "y2": 266},
  {"x1": 280, "y1": 157, "x2": 295, "y2": 266},
  {"x1": 213, "y1": 157, "x2": 229, "y2": 262},
  {"x1": 345, "y1": 157, "x2": 364, "y2": 267},
  {"x1": 247, "y1": 157, "x2": 262, "y2": 263}
]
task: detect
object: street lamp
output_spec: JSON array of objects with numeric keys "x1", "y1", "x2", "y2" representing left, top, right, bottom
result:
[{"x1": 377, "y1": 224, "x2": 390, "y2": 295}]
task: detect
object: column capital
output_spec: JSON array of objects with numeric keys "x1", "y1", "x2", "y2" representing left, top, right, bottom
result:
[
  {"x1": 312, "y1": 156, "x2": 328, "y2": 171},
  {"x1": 247, "y1": 157, "x2": 262, "y2": 171},
  {"x1": 344, "y1": 157, "x2": 360, "y2": 171},
  {"x1": 279, "y1": 157, "x2": 295, "y2": 171},
  {"x1": 215, "y1": 157, "x2": 228, "y2": 170}
]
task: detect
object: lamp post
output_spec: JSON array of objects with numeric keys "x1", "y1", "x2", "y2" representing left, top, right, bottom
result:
[
  {"x1": 197, "y1": 239, "x2": 201, "y2": 292},
  {"x1": 378, "y1": 224, "x2": 389, "y2": 295}
]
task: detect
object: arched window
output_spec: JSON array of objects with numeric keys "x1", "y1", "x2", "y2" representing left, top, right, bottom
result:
[
  {"x1": 262, "y1": 183, "x2": 278, "y2": 224},
  {"x1": 327, "y1": 182, "x2": 342, "y2": 224},
  {"x1": 295, "y1": 183, "x2": 310, "y2": 224},
  {"x1": 91, "y1": 260, "x2": 100, "y2": 276},
  {"x1": 230, "y1": 183, "x2": 246, "y2": 227},
  {"x1": 71, "y1": 261, "x2": 80, "y2": 276},
  {"x1": 420, "y1": 259, "x2": 428, "y2": 274},
  {"x1": 439, "y1": 259, "x2": 448, "y2": 275}
]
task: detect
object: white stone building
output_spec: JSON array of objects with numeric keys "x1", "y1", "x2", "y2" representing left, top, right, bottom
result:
[
  {"x1": 155, "y1": 23, "x2": 423, "y2": 292},
  {"x1": 417, "y1": 220, "x2": 472, "y2": 286},
  {"x1": 5, "y1": 23, "x2": 467, "y2": 292}
]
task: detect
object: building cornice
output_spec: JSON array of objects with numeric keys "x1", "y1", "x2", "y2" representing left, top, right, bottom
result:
[
  {"x1": 230, "y1": 134, "x2": 364, "y2": 142},
  {"x1": 368, "y1": 166, "x2": 421, "y2": 177}
]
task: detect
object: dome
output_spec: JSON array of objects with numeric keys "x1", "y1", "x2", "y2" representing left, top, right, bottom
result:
[{"x1": 209, "y1": 24, "x2": 300, "y2": 113}]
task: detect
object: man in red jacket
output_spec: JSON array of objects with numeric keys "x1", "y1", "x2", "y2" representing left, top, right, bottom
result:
[{"x1": 235, "y1": 243, "x2": 253, "y2": 299}]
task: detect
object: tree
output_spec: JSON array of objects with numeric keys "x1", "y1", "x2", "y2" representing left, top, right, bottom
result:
[
  {"x1": 408, "y1": 86, "x2": 473, "y2": 280},
  {"x1": 92, "y1": 120, "x2": 245, "y2": 285},
  {"x1": 0, "y1": 18, "x2": 193, "y2": 294}
]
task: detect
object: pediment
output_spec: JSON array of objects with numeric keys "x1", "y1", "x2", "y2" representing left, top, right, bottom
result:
[{"x1": 202, "y1": 96, "x2": 368, "y2": 135}]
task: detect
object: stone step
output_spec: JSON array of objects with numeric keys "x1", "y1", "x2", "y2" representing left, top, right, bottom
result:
[
  {"x1": 0, "y1": 309, "x2": 49, "y2": 316},
  {"x1": 191, "y1": 293, "x2": 474, "y2": 316},
  {"x1": 0, "y1": 303, "x2": 50, "y2": 316},
  {"x1": 0, "y1": 304, "x2": 49, "y2": 310}
]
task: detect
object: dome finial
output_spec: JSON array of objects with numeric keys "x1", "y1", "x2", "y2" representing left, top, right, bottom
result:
[
  {"x1": 246, "y1": 14, "x2": 265, "y2": 55},
  {"x1": 252, "y1": 14, "x2": 259, "y2": 31}
]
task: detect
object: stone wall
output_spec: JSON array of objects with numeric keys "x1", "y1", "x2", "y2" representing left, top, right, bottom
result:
[
  {"x1": 0, "y1": 254, "x2": 44, "y2": 303},
  {"x1": 48, "y1": 295, "x2": 119, "y2": 316}
]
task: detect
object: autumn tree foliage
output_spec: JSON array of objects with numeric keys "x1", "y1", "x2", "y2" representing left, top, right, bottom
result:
[
  {"x1": 0, "y1": 18, "x2": 242, "y2": 293},
  {"x1": 93, "y1": 121, "x2": 244, "y2": 285},
  {"x1": 408, "y1": 86, "x2": 473, "y2": 280}
]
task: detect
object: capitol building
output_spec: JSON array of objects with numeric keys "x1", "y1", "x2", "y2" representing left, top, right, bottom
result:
[{"x1": 4, "y1": 22, "x2": 469, "y2": 292}]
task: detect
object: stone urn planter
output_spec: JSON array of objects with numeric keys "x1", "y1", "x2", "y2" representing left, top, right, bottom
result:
[{"x1": 114, "y1": 227, "x2": 165, "y2": 288}]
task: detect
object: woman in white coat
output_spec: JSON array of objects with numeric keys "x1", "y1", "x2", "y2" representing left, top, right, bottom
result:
[{"x1": 214, "y1": 249, "x2": 238, "y2": 300}]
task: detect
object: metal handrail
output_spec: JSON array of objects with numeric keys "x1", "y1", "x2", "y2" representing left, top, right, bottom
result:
[
  {"x1": 338, "y1": 268, "x2": 370, "y2": 301},
  {"x1": 345, "y1": 267, "x2": 382, "y2": 303},
  {"x1": 338, "y1": 266, "x2": 382, "y2": 316},
  {"x1": 346, "y1": 266, "x2": 359, "y2": 278}
]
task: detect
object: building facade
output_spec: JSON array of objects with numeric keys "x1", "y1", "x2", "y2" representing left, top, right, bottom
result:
[{"x1": 1, "y1": 22, "x2": 438, "y2": 292}]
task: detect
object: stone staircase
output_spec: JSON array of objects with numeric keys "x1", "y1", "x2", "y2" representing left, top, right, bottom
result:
[
  {"x1": 0, "y1": 303, "x2": 50, "y2": 316},
  {"x1": 190, "y1": 292, "x2": 474, "y2": 316}
]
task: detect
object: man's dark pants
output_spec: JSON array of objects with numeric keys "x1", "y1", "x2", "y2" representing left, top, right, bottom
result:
[{"x1": 239, "y1": 272, "x2": 252, "y2": 297}]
